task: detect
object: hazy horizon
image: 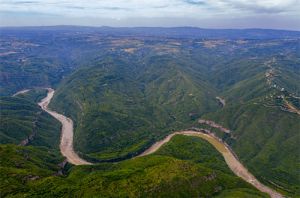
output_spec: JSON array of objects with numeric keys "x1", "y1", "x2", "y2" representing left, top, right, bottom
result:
[
  {"x1": 1, "y1": 25, "x2": 300, "y2": 32},
  {"x1": 1, "y1": 0, "x2": 300, "y2": 31}
]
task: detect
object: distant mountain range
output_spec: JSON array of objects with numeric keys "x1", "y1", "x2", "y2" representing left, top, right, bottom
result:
[{"x1": 1, "y1": 26, "x2": 300, "y2": 39}]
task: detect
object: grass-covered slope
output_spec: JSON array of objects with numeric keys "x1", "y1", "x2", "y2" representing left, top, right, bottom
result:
[
  {"x1": 202, "y1": 97, "x2": 300, "y2": 196},
  {"x1": 0, "y1": 135, "x2": 268, "y2": 197},
  {"x1": 273, "y1": 57, "x2": 300, "y2": 96},
  {"x1": 50, "y1": 57, "x2": 218, "y2": 161},
  {"x1": 0, "y1": 144, "x2": 64, "y2": 197},
  {"x1": 48, "y1": 42, "x2": 299, "y2": 195},
  {"x1": 15, "y1": 88, "x2": 48, "y2": 103},
  {"x1": 199, "y1": 53, "x2": 300, "y2": 196},
  {"x1": 140, "y1": 56, "x2": 218, "y2": 123},
  {"x1": 0, "y1": 91, "x2": 61, "y2": 149}
]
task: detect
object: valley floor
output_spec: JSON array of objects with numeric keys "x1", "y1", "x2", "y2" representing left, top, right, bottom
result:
[{"x1": 40, "y1": 88, "x2": 283, "y2": 198}]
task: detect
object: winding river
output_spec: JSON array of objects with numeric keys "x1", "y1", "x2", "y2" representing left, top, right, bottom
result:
[
  {"x1": 39, "y1": 88, "x2": 283, "y2": 198},
  {"x1": 38, "y1": 88, "x2": 92, "y2": 165}
]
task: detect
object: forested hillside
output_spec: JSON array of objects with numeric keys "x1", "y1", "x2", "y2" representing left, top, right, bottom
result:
[
  {"x1": 0, "y1": 135, "x2": 268, "y2": 197},
  {"x1": 50, "y1": 33, "x2": 299, "y2": 196},
  {"x1": 50, "y1": 57, "x2": 218, "y2": 161},
  {"x1": 0, "y1": 89, "x2": 61, "y2": 148},
  {"x1": 0, "y1": 27, "x2": 299, "y2": 197}
]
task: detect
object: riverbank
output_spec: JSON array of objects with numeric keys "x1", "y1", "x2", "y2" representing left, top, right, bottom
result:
[{"x1": 38, "y1": 88, "x2": 92, "y2": 165}]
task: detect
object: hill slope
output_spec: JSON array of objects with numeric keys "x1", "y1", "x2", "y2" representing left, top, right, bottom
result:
[
  {"x1": 0, "y1": 27, "x2": 299, "y2": 197},
  {"x1": 0, "y1": 135, "x2": 268, "y2": 197},
  {"x1": 0, "y1": 90, "x2": 61, "y2": 148},
  {"x1": 50, "y1": 57, "x2": 218, "y2": 161}
]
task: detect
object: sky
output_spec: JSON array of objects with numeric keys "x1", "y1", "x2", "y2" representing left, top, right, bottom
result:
[{"x1": 0, "y1": 0, "x2": 300, "y2": 30}]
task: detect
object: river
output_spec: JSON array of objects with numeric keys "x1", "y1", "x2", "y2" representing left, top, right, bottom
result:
[
  {"x1": 38, "y1": 88, "x2": 92, "y2": 165},
  {"x1": 39, "y1": 88, "x2": 283, "y2": 198}
]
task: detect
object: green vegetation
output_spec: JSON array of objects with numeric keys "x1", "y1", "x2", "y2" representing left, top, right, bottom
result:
[
  {"x1": 202, "y1": 97, "x2": 300, "y2": 196},
  {"x1": 50, "y1": 57, "x2": 218, "y2": 161},
  {"x1": 16, "y1": 88, "x2": 48, "y2": 103},
  {"x1": 274, "y1": 57, "x2": 300, "y2": 96},
  {"x1": 48, "y1": 36, "x2": 299, "y2": 195},
  {"x1": 0, "y1": 135, "x2": 268, "y2": 197},
  {"x1": 0, "y1": 28, "x2": 299, "y2": 197},
  {"x1": 0, "y1": 144, "x2": 64, "y2": 197},
  {"x1": 0, "y1": 93, "x2": 61, "y2": 149}
]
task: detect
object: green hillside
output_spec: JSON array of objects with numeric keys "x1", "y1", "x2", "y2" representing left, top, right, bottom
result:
[
  {"x1": 0, "y1": 91, "x2": 61, "y2": 149},
  {"x1": 202, "y1": 95, "x2": 300, "y2": 196},
  {"x1": 16, "y1": 89, "x2": 48, "y2": 103},
  {"x1": 0, "y1": 29, "x2": 299, "y2": 197},
  {"x1": 0, "y1": 135, "x2": 267, "y2": 197},
  {"x1": 50, "y1": 57, "x2": 219, "y2": 161},
  {"x1": 0, "y1": 144, "x2": 64, "y2": 197},
  {"x1": 48, "y1": 40, "x2": 300, "y2": 196}
]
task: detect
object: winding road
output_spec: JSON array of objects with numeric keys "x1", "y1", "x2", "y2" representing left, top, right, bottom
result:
[{"x1": 39, "y1": 88, "x2": 283, "y2": 198}]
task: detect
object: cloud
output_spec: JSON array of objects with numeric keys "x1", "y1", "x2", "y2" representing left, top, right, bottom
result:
[
  {"x1": 0, "y1": 0, "x2": 299, "y2": 29},
  {"x1": 11, "y1": 1, "x2": 37, "y2": 4},
  {"x1": 183, "y1": 0, "x2": 207, "y2": 5},
  {"x1": 181, "y1": 0, "x2": 300, "y2": 14},
  {"x1": 1, "y1": 0, "x2": 298, "y2": 16},
  {"x1": 220, "y1": 0, "x2": 300, "y2": 13}
]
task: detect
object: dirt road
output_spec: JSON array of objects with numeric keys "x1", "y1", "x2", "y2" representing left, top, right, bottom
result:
[
  {"x1": 139, "y1": 131, "x2": 283, "y2": 198},
  {"x1": 38, "y1": 88, "x2": 92, "y2": 165}
]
